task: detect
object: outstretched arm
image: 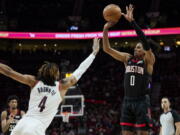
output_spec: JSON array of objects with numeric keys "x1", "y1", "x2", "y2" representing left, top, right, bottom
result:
[
  {"x1": 0, "y1": 63, "x2": 36, "y2": 87},
  {"x1": 122, "y1": 4, "x2": 155, "y2": 65},
  {"x1": 60, "y1": 38, "x2": 100, "y2": 96},
  {"x1": 103, "y1": 22, "x2": 131, "y2": 63}
]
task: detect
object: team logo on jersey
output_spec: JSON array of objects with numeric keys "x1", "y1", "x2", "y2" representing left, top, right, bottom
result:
[{"x1": 137, "y1": 60, "x2": 143, "y2": 65}]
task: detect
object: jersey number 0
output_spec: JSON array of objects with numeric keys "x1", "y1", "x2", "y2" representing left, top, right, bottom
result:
[{"x1": 130, "y1": 75, "x2": 135, "y2": 86}]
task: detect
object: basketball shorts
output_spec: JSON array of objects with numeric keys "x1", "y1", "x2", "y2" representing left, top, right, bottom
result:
[
  {"x1": 11, "y1": 116, "x2": 45, "y2": 135},
  {"x1": 120, "y1": 96, "x2": 153, "y2": 131}
]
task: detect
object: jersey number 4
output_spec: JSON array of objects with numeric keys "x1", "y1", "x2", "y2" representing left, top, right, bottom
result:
[
  {"x1": 38, "y1": 96, "x2": 47, "y2": 112},
  {"x1": 130, "y1": 75, "x2": 135, "y2": 86}
]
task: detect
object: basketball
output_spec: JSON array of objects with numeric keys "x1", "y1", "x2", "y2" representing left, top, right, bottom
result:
[{"x1": 103, "y1": 4, "x2": 121, "y2": 22}]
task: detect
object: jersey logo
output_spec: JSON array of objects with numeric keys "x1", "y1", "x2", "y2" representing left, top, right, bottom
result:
[{"x1": 137, "y1": 60, "x2": 143, "y2": 65}]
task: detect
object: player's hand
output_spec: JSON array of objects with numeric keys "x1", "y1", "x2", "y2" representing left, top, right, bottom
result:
[
  {"x1": 8, "y1": 114, "x2": 14, "y2": 123},
  {"x1": 122, "y1": 4, "x2": 134, "y2": 22},
  {"x1": 103, "y1": 22, "x2": 117, "y2": 30},
  {"x1": 92, "y1": 38, "x2": 100, "y2": 55}
]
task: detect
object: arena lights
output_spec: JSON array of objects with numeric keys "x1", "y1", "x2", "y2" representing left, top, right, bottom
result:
[
  {"x1": 160, "y1": 41, "x2": 164, "y2": 46},
  {"x1": 0, "y1": 27, "x2": 180, "y2": 40},
  {"x1": 176, "y1": 41, "x2": 180, "y2": 45},
  {"x1": 164, "y1": 46, "x2": 171, "y2": 51},
  {"x1": 114, "y1": 42, "x2": 118, "y2": 45}
]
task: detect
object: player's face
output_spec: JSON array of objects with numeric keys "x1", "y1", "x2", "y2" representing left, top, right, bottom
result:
[
  {"x1": 134, "y1": 43, "x2": 145, "y2": 57},
  {"x1": 8, "y1": 99, "x2": 18, "y2": 109},
  {"x1": 161, "y1": 98, "x2": 170, "y2": 110}
]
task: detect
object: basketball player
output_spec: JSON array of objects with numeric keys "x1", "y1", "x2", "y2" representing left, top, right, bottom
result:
[
  {"x1": 160, "y1": 97, "x2": 180, "y2": 135},
  {"x1": 0, "y1": 38, "x2": 100, "y2": 135},
  {"x1": 1, "y1": 95, "x2": 25, "y2": 135},
  {"x1": 103, "y1": 5, "x2": 155, "y2": 135}
]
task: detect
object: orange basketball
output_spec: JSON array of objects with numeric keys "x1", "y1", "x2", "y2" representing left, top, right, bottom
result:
[{"x1": 103, "y1": 4, "x2": 121, "y2": 22}]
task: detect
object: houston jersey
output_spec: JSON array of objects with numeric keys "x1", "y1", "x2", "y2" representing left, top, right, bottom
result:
[
  {"x1": 124, "y1": 57, "x2": 152, "y2": 97},
  {"x1": 25, "y1": 81, "x2": 62, "y2": 129}
]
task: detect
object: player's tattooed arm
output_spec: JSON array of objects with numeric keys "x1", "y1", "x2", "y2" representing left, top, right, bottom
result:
[
  {"x1": 60, "y1": 38, "x2": 100, "y2": 94},
  {"x1": 61, "y1": 76, "x2": 77, "y2": 91}
]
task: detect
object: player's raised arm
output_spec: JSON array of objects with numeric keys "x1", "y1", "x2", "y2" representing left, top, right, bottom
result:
[
  {"x1": 103, "y1": 22, "x2": 131, "y2": 63},
  {"x1": 61, "y1": 38, "x2": 100, "y2": 93},
  {"x1": 122, "y1": 4, "x2": 155, "y2": 65},
  {"x1": 0, "y1": 63, "x2": 36, "y2": 87}
]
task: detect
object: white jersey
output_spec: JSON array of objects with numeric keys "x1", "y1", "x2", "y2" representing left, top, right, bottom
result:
[
  {"x1": 160, "y1": 110, "x2": 180, "y2": 135},
  {"x1": 25, "y1": 81, "x2": 62, "y2": 129}
]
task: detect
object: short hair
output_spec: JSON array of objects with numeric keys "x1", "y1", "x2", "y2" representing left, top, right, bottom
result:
[
  {"x1": 7, "y1": 95, "x2": 19, "y2": 104},
  {"x1": 37, "y1": 61, "x2": 59, "y2": 86},
  {"x1": 161, "y1": 97, "x2": 170, "y2": 103}
]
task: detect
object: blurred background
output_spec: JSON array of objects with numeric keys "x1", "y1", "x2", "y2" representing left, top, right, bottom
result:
[{"x1": 0, "y1": 0, "x2": 180, "y2": 135}]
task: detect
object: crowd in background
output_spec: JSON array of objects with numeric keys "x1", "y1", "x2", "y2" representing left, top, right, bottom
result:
[
  {"x1": 0, "y1": 45, "x2": 180, "y2": 135},
  {"x1": 1, "y1": 0, "x2": 180, "y2": 32}
]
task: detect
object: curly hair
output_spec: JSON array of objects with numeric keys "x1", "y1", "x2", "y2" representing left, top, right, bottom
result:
[{"x1": 37, "y1": 62, "x2": 59, "y2": 86}]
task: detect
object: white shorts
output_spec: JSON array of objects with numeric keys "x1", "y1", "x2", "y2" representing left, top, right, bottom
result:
[{"x1": 11, "y1": 116, "x2": 46, "y2": 135}]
